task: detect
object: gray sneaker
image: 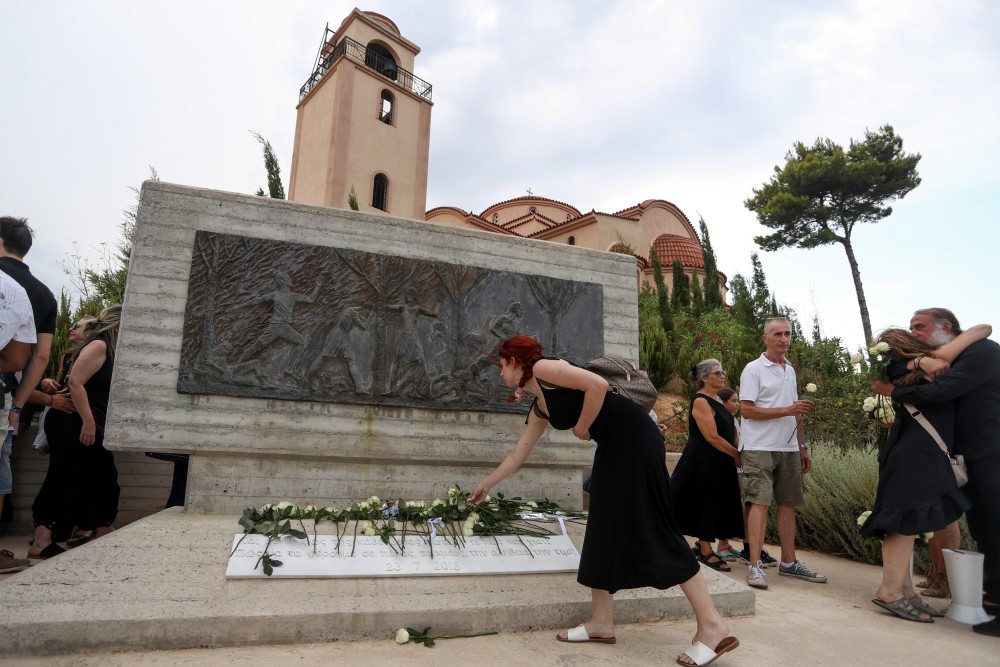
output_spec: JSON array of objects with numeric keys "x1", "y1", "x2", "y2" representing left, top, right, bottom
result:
[
  {"x1": 779, "y1": 559, "x2": 827, "y2": 583},
  {"x1": 0, "y1": 549, "x2": 30, "y2": 574},
  {"x1": 747, "y1": 560, "x2": 768, "y2": 589}
]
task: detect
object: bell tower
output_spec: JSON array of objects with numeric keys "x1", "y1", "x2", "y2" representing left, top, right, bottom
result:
[{"x1": 288, "y1": 10, "x2": 433, "y2": 220}]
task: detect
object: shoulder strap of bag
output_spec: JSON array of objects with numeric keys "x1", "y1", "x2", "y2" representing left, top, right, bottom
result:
[{"x1": 903, "y1": 403, "x2": 952, "y2": 458}]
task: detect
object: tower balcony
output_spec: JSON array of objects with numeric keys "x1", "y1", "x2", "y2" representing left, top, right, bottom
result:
[{"x1": 299, "y1": 34, "x2": 433, "y2": 102}]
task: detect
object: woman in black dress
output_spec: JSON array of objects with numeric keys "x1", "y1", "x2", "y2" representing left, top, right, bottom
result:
[
  {"x1": 863, "y1": 323, "x2": 990, "y2": 622},
  {"x1": 469, "y1": 335, "x2": 739, "y2": 666},
  {"x1": 28, "y1": 306, "x2": 121, "y2": 559},
  {"x1": 671, "y1": 359, "x2": 743, "y2": 571}
]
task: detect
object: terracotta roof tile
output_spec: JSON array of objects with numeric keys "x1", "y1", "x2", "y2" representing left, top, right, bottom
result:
[{"x1": 649, "y1": 234, "x2": 705, "y2": 269}]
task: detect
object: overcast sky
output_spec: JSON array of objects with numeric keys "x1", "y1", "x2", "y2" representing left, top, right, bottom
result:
[{"x1": 2, "y1": 0, "x2": 997, "y2": 351}]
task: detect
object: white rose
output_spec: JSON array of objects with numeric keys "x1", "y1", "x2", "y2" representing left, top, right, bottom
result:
[
  {"x1": 922, "y1": 532, "x2": 934, "y2": 543},
  {"x1": 857, "y1": 510, "x2": 872, "y2": 527},
  {"x1": 850, "y1": 353, "x2": 863, "y2": 365},
  {"x1": 275, "y1": 501, "x2": 294, "y2": 511},
  {"x1": 432, "y1": 498, "x2": 445, "y2": 507},
  {"x1": 483, "y1": 495, "x2": 491, "y2": 503},
  {"x1": 805, "y1": 383, "x2": 818, "y2": 393},
  {"x1": 304, "y1": 505, "x2": 317, "y2": 514},
  {"x1": 323, "y1": 506, "x2": 337, "y2": 514},
  {"x1": 868, "y1": 346, "x2": 879, "y2": 357},
  {"x1": 395, "y1": 628, "x2": 410, "y2": 644},
  {"x1": 448, "y1": 488, "x2": 459, "y2": 498},
  {"x1": 462, "y1": 520, "x2": 475, "y2": 537},
  {"x1": 259, "y1": 503, "x2": 273, "y2": 513},
  {"x1": 367, "y1": 496, "x2": 381, "y2": 507},
  {"x1": 875, "y1": 342, "x2": 890, "y2": 353},
  {"x1": 362, "y1": 521, "x2": 376, "y2": 536}
]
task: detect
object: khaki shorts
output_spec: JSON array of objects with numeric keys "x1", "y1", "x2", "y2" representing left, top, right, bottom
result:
[{"x1": 739, "y1": 450, "x2": 805, "y2": 507}]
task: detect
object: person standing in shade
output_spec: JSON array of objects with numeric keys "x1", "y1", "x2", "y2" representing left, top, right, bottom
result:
[
  {"x1": 738, "y1": 317, "x2": 826, "y2": 590},
  {"x1": 0, "y1": 216, "x2": 54, "y2": 573}
]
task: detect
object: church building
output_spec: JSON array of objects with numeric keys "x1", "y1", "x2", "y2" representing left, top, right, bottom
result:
[{"x1": 288, "y1": 8, "x2": 724, "y2": 299}]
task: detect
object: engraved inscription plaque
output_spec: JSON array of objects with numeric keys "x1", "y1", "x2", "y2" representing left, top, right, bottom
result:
[{"x1": 178, "y1": 232, "x2": 603, "y2": 412}]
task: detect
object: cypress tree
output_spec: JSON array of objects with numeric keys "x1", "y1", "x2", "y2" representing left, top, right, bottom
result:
[
  {"x1": 651, "y1": 250, "x2": 673, "y2": 337},
  {"x1": 690, "y1": 272, "x2": 704, "y2": 317},
  {"x1": 671, "y1": 259, "x2": 690, "y2": 311},
  {"x1": 698, "y1": 216, "x2": 723, "y2": 310}
]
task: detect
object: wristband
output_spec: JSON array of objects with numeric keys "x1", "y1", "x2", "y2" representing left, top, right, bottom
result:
[
  {"x1": 914, "y1": 355, "x2": 924, "y2": 370},
  {"x1": 799, "y1": 443, "x2": 809, "y2": 450},
  {"x1": 9, "y1": 405, "x2": 21, "y2": 415}
]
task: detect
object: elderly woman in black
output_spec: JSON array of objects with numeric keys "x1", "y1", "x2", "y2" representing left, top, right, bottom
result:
[
  {"x1": 28, "y1": 306, "x2": 121, "y2": 559},
  {"x1": 670, "y1": 359, "x2": 744, "y2": 571}
]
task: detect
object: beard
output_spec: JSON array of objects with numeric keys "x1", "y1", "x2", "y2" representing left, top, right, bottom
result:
[{"x1": 928, "y1": 324, "x2": 955, "y2": 347}]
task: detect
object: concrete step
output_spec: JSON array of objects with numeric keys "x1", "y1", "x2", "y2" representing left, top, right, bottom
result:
[{"x1": 0, "y1": 508, "x2": 753, "y2": 656}]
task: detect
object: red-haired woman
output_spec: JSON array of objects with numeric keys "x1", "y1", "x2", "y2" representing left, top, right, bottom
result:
[{"x1": 469, "y1": 335, "x2": 739, "y2": 666}]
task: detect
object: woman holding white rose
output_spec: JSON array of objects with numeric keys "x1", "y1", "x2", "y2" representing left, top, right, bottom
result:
[{"x1": 861, "y1": 324, "x2": 990, "y2": 622}]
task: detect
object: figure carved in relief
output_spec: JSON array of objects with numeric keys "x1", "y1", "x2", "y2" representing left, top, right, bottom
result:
[
  {"x1": 489, "y1": 299, "x2": 523, "y2": 340},
  {"x1": 386, "y1": 289, "x2": 438, "y2": 397},
  {"x1": 295, "y1": 305, "x2": 373, "y2": 393},
  {"x1": 235, "y1": 271, "x2": 319, "y2": 366}
]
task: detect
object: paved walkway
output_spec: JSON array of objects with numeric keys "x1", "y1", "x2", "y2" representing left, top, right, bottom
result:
[{"x1": 1, "y1": 528, "x2": 995, "y2": 666}]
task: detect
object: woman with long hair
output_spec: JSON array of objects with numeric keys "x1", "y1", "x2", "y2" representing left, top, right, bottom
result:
[
  {"x1": 670, "y1": 360, "x2": 743, "y2": 572},
  {"x1": 28, "y1": 306, "x2": 122, "y2": 559},
  {"x1": 862, "y1": 323, "x2": 990, "y2": 622},
  {"x1": 469, "y1": 335, "x2": 739, "y2": 666}
]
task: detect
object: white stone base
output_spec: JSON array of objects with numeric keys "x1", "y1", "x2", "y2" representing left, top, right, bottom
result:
[{"x1": 0, "y1": 508, "x2": 754, "y2": 656}]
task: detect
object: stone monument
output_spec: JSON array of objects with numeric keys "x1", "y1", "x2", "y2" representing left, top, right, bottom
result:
[{"x1": 104, "y1": 181, "x2": 641, "y2": 512}]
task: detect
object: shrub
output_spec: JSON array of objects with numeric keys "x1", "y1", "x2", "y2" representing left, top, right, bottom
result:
[
  {"x1": 764, "y1": 443, "x2": 976, "y2": 568},
  {"x1": 639, "y1": 318, "x2": 672, "y2": 390}
]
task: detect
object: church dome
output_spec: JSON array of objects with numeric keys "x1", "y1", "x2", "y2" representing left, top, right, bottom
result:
[{"x1": 649, "y1": 233, "x2": 704, "y2": 269}]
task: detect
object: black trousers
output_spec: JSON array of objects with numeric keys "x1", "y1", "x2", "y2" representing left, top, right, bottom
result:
[
  {"x1": 32, "y1": 411, "x2": 119, "y2": 536},
  {"x1": 965, "y1": 452, "x2": 1000, "y2": 601}
]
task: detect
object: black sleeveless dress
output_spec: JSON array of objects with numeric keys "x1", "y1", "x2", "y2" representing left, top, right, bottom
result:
[
  {"x1": 533, "y1": 374, "x2": 699, "y2": 594},
  {"x1": 860, "y1": 375, "x2": 971, "y2": 538},
  {"x1": 670, "y1": 393, "x2": 744, "y2": 540}
]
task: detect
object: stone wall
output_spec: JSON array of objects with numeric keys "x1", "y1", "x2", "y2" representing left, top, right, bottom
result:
[{"x1": 105, "y1": 182, "x2": 639, "y2": 513}]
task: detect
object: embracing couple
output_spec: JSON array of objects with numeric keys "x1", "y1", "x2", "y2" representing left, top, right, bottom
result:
[{"x1": 867, "y1": 308, "x2": 1000, "y2": 636}]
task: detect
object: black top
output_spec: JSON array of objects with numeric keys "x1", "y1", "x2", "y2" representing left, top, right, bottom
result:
[
  {"x1": 892, "y1": 339, "x2": 1000, "y2": 462},
  {"x1": 0, "y1": 256, "x2": 57, "y2": 335}
]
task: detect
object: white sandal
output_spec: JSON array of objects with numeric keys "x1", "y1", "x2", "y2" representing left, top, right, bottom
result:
[{"x1": 676, "y1": 636, "x2": 740, "y2": 666}]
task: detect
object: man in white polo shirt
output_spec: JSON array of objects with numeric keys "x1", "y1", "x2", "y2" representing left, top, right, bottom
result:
[{"x1": 739, "y1": 317, "x2": 827, "y2": 590}]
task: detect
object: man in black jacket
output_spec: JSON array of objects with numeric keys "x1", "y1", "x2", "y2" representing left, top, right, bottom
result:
[{"x1": 882, "y1": 308, "x2": 1000, "y2": 636}]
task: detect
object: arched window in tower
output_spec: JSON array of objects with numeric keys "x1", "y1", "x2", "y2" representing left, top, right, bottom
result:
[
  {"x1": 568, "y1": 236, "x2": 576, "y2": 245},
  {"x1": 372, "y1": 174, "x2": 389, "y2": 211},
  {"x1": 365, "y1": 42, "x2": 398, "y2": 81},
  {"x1": 529, "y1": 206, "x2": 536, "y2": 214},
  {"x1": 379, "y1": 90, "x2": 394, "y2": 125},
  {"x1": 492, "y1": 213, "x2": 499, "y2": 224}
]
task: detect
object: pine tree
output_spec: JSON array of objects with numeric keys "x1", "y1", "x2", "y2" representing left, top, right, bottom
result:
[{"x1": 698, "y1": 216, "x2": 723, "y2": 310}]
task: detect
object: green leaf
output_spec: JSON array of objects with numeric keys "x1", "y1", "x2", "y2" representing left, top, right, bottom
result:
[{"x1": 423, "y1": 637, "x2": 435, "y2": 647}]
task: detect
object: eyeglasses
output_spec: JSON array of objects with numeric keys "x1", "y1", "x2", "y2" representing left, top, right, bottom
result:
[
  {"x1": 710, "y1": 370, "x2": 727, "y2": 377},
  {"x1": 70, "y1": 323, "x2": 80, "y2": 331}
]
